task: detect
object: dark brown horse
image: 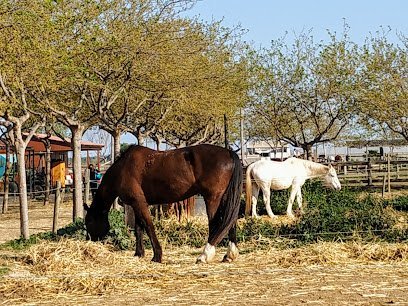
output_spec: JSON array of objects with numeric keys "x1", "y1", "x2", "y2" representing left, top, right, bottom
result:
[{"x1": 84, "y1": 144, "x2": 242, "y2": 263}]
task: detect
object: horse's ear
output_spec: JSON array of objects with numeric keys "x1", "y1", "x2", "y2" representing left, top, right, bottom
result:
[{"x1": 83, "y1": 203, "x2": 90, "y2": 211}]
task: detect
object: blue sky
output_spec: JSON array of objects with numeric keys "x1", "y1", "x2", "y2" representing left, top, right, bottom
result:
[{"x1": 187, "y1": 0, "x2": 407, "y2": 47}]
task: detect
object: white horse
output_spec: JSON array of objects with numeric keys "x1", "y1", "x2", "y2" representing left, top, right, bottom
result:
[{"x1": 245, "y1": 157, "x2": 341, "y2": 218}]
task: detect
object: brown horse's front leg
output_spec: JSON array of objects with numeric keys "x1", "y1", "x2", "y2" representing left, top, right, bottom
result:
[{"x1": 131, "y1": 198, "x2": 162, "y2": 263}]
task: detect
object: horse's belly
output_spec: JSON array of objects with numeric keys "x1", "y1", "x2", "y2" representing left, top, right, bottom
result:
[
  {"x1": 143, "y1": 180, "x2": 196, "y2": 205},
  {"x1": 270, "y1": 181, "x2": 292, "y2": 190}
]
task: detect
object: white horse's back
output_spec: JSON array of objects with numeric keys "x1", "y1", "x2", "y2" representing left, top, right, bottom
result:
[{"x1": 249, "y1": 158, "x2": 305, "y2": 190}]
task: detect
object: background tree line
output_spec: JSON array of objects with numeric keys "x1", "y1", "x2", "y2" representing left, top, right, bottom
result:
[{"x1": 0, "y1": 1, "x2": 406, "y2": 238}]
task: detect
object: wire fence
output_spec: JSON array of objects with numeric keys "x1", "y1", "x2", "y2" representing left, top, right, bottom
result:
[{"x1": 0, "y1": 181, "x2": 100, "y2": 196}]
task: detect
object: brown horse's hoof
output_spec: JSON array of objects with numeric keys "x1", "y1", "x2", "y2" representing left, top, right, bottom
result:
[{"x1": 222, "y1": 242, "x2": 239, "y2": 263}]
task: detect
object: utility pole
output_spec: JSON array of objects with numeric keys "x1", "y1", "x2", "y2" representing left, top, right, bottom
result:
[
  {"x1": 240, "y1": 108, "x2": 244, "y2": 161},
  {"x1": 224, "y1": 114, "x2": 229, "y2": 149}
]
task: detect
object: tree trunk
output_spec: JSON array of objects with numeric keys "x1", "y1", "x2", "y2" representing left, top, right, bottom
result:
[
  {"x1": 303, "y1": 144, "x2": 313, "y2": 160},
  {"x1": 2, "y1": 143, "x2": 10, "y2": 214},
  {"x1": 155, "y1": 137, "x2": 161, "y2": 151},
  {"x1": 135, "y1": 132, "x2": 144, "y2": 146},
  {"x1": 16, "y1": 144, "x2": 30, "y2": 239},
  {"x1": 113, "y1": 130, "x2": 121, "y2": 161},
  {"x1": 112, "y1": 129, "x2": 121, "y2": 210},
  {"x1": 71, "y1": 126, "x2": 85, "y2": 220}
]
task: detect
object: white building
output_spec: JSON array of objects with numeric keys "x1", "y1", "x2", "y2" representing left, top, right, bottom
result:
[{"x1": 244, "y1": 140, "x2": 291, "y2": 165}]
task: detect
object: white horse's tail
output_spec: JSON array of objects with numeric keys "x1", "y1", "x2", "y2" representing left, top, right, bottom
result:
[{"x1": 245, "y1": 162, "x2": 256, "y2": 216}]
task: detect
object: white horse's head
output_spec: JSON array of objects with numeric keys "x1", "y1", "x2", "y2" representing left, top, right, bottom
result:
[{"x1": 324, "y1": 165, "x2": 341, "y2": 190}]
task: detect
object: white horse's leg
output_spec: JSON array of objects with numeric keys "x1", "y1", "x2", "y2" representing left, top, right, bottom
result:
[
  {"x1": 262, "y1": 185, "x2": 276, "y2": 218},
  {"x1": 286, "y1": 185, "x2": 298, "y2": 218},
  {"x1": 196, "y1": 243, "x2": 216, "y2": 264},
  {"x1": 251, "y1": 183, "x2": 260, "y2": 218},
  {"x1": 296, "y1": 187, "x2": 303, "y2": 213}
]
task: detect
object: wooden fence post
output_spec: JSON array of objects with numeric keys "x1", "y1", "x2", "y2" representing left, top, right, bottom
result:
[
  {"x1": 382, "y1": 176, "x2": 386, "y2": 198},
  {"x1": 84, "y1": 168, "x2": 90, "y2": 204},
  {"x1": 367, "y1": 158, "x2": 372, "y2": 187},
  {"x1": 387, "y1": 153, "x2": 391, "y2": 194},
  {"x1": 396, "y1": 163, "x2": 400, "y2": 179},
  {"x1": 52, "y1": 180, "x2": 61, "y2": 233}
]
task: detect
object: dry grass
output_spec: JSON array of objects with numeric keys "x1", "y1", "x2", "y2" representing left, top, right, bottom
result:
[
  {"x1": 1, "y1": 239, "x2": 408, "y2": 305},
  {"x1": 1, "y1": 199, "x2": 408, "y2": 305}
]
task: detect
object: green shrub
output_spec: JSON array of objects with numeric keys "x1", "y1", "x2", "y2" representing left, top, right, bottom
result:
[
  {"x1": 1, "y1": 231, "x2": 57, "y2": 250},
  {"x1": 386, "y1": 196, "x2": 408, "y2": 212},
  {"x1": 0, "y1": 210, "x2": 133, "y2": 251},
  {"x1": 105, "y1": 209, "x2": 133, "y2": 250},
  {"x1": 241, "y1": 180, "x2": 403, "y2": 243},
  {"x1": 56, "y1": 218, "x2": 87, "y2": 239},
  {"x1": 0, "y1": 266, "x2": 9, "y2": 276}
]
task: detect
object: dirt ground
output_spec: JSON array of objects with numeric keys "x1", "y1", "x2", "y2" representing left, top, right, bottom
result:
[
  {"x1": 0, "y1": 198, "x2": 73, "y2": 243},
  {"x1": 1, "y1": 199, "x2": 408, "y2": 305}
]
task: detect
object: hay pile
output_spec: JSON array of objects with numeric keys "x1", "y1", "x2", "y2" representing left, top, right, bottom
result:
[
  {"x1": 0, "y1": 239, "x2": 159, "y2": 302},
  {"x1": 1, "y1": 239, "x2": 408, "y2": 304}
]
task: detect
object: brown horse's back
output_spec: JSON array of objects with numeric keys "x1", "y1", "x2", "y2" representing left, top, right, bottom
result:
[{"x1": 109, "y1": 144, "x2": 234, "y2": 205}]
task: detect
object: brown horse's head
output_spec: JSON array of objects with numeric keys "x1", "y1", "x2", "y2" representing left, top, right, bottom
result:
[{"x1": 83, "y1": 204, "x2": 110, "y2": 241}]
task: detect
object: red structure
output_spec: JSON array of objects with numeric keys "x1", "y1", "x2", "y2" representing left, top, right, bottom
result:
[{"x1": 0, "y1": 133, "x2": 104, "y2": 191}]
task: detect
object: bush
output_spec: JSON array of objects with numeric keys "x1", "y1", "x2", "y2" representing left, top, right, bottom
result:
[
  {"x1": 386, "y1": 196, "x2": 408, "y2": 212},
  {"x1": 240, "y1": 180, "x2": 403, "y2": 243},
  {"x1": 105, "y1": 209, "x2": 133, "y2": 250},
  {"x1": 0, "y1": 210, "x2": 133, "y2": 251}
]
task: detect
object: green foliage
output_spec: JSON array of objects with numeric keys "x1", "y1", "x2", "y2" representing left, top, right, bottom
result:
[
  {"x1": 56, "y1": 218, "x2": 87, "y2": 239},
  {"x1": 105, "y1": 209, "x2": 133, "y2": 250},
  {"x1": 240, "y1": 180, "x2": 405, "y2": 244},
  {"x1": 292, "y1": 189, "x2": 394, "y2": 241},
  {"x1": 386, "y1": 196, "x2": 408, "y2": 212},
  {"x1": 0, "y1": 211, "x2": 132, "y2": 251},
  {"x1": 0, "y1": 266, "x2": 9, "y2": 276},
  {"x1": 0, "y1": 231, "x2": 57, "y2": 250}
]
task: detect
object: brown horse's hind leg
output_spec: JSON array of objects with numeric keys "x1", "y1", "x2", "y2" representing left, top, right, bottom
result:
[
  {"x1": 196, "y1": 196, "x2": 220, "y2": 264},
  {"x1": 134, "y1": 222, "x2": 145, "y2": 257},
  {"x1": 130, "y1": 198, "x2": 162, "y2": 263},
  {"x1": 222, "y1": 224, "x2": 239, "y2": 262}
]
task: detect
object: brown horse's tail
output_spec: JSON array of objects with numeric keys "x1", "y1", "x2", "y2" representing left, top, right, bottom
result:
[
  {"x1": 245, "y1": 162, "x2": 256, "y2": 216},
  {"x1": 208, "y1": 151, "x2": 243, "y2": 246}
]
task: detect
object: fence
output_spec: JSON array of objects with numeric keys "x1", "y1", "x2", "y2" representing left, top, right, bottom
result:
[{"x1": 334, "y1": 156, "x2": 408, "y2": 190}]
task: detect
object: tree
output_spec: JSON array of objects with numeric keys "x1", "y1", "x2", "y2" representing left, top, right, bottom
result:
[
  {"x1": 359, "y1": 32, "x2": 408, "y2": 141},
  {"x1": 0, "y1": 0, "x2": 54, "y2": 237},
  {"x1": 0, "y1": 89, "x2": 43, "y2": 238},
  {"x1": 156, "y1": 22, "x2": 249, "y2": 147},
  {"x1": 247, "y1": 29, "x2": 359, "y2": 159},
  {"x1": 0, "y1": 123, "x2": 13, "y2": 213}
]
